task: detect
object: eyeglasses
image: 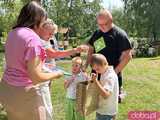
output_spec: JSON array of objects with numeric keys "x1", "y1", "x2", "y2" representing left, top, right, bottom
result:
[{"x1": 98, "y1": 23, "x2": 106, "y2": 26}]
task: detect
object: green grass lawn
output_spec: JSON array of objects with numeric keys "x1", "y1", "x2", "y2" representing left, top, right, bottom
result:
[{"x1": 0, "y1": 53, "x2": 160, "y2": 120}]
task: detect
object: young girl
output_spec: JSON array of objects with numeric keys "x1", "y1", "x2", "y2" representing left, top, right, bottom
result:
[
  {"x1": 64, "y1": 57, "x2": 89, "y2": 120},
  {"x1": 91, "y1": 54, "x2": 119, "y2": 120},
  {"x1": 38, "y1": 19, "x2": 57, "y2": 120},
  {"x1": 38, "y1": 18, "x2": 83, "y2": 120}
]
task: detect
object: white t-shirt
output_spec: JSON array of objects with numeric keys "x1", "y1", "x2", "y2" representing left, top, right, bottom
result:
[
  {"x1": 41, "y1": 40, "x2": 52, "y2": 49},
  {"x1": 96, "y1": 66, "x2": 119, "y2": 115},
  {"x1": 66, "y1": 71, "x2": 89, "y2": 99},
  {"x1": 40, "y1": 40, "x2": 56, "y2": 85}
]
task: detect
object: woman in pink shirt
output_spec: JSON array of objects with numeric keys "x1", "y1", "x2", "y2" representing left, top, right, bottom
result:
[{"x1": 0, "y1": 2, "x2": 64, "y2": 120}]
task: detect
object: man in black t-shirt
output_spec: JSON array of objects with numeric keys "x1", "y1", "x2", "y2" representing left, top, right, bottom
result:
[{"x1": 85, "y1": 9, "x2": 132, "y2": 103}]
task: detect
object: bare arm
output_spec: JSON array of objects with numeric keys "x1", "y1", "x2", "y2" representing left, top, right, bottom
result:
[
  {"x1": 64, "y1": 79, "x2": 72, "y2": 89},
  {"x1": 94, "y1": 80, "x2": 111, "y2": 99},
  {"x1": 92, "y1": 73, "x2": 111, "y2": 99},
  {"x1": 46, "y1": 48, "x2": 78, "y2": 58},
  {"x1": 27, "y1": 56, "x2": 63, "y2": 85},
  {"x1": 115, "y1": 49, "x2": 132, "y2": 74}
]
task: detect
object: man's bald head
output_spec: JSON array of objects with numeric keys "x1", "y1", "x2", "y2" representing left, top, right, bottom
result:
[
  {"x1": 97, "y1": 9, "x2": 113, "y2": 23},
  {"x1": 96, "y1": 9, "x2": 113, "y2": 32}
]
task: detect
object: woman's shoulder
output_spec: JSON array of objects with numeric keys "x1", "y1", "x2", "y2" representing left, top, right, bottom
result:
[
  {"x1": 102, "y1": 66, "x2": 117, "y2": 79},
  {"x1": 11, "y1": 27, "x2": 39, "y2": 39},
  {"x1": 6, "y1": 27, "x2": 40, "y2": 46},
  {"x1": 13, "y1": 27, "x2": 41, "y2": 46}
]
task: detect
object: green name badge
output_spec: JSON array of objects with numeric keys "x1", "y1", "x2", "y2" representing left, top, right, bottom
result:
[{"x1": 94, "y1": 38, "x2": 106, "y2": 53}]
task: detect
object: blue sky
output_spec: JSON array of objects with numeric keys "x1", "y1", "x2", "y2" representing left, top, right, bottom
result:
[{"x1": 102, "y1": 0, "x2": 124, "y2": 10}]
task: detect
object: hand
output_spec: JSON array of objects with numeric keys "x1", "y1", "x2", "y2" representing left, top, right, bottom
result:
[
  {"x1": 75, "y1": 46, "x2": 82, "y2": 53},
  {"x1": 91, "y1": 73, "x2": 97, "y2": 82},
  {"x1": 114, "y1": 68, "x2": 120, "y2": 74},
  {"x1": 64, "y1": 79, "x2": 72, "y2": 89},
  {"x1": 75, "y1": 45, "x2": 89, "y2": 53},
  {"x1": 71, "y1": 48, "x2": 81, "y2": 54},
  {"x1": 55, "y1": 71, "x2": 64, "y2": 78},
  {"x1": 64, "y1": 80, "x2": 69, "y2": 89},
  {"x1": 79, "y1": 45, "x2": 89, "y2": 52}
]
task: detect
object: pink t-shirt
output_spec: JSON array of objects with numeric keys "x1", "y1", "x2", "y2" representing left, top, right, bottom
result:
[{"x1": 2, "y1": 27, "x2": 46, "y2": 87}]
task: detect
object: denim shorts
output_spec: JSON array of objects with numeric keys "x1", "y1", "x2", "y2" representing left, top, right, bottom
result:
[{"x1": 96, "y1": 112, "x2": 114, "y2": 120}]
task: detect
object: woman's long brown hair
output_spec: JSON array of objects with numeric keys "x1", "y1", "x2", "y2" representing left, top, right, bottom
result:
[{"x1": 13, "y1": 1, "x2": 47, "y2": 29}]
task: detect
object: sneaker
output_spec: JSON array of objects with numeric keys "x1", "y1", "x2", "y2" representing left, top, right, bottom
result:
[{"x1": 118, "y1": 88, "x2": 127, "y2": 103}]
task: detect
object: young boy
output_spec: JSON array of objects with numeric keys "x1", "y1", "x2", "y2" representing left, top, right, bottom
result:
[
  {"x1": 91, "y1": 54, "x2": 119, "y2": 120},
  {"x1": 64, "y1": 57, "x2": 89, "y2": 120}
]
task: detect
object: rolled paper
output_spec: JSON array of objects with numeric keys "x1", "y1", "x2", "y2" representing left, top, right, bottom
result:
[
  {"x1": 53, "y1": 67, "x2": 72, "y2": 76},
  {"x1": 43, "y1": 64, "x2": 72, "y2": 76},
  {"x1": 62, "y1": 70, "x2": 72, "y2": 76}
]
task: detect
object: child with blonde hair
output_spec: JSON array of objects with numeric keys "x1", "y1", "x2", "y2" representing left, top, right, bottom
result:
[
  {"x1": 64, "y1": 57, "x2": 90, "y2": 120},
  {"x1": 39, "y1": 18, "x2": 83, "y2": 120}
]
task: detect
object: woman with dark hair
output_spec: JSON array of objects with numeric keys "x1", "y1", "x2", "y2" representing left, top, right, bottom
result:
[{"x1": 0, "y1": 1, "x2": 63, "y2": 120}]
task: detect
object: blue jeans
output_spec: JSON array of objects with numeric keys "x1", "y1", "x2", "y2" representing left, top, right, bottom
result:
[{"x1": 96, "y1": 113, "x2": 114, "y2": 120}]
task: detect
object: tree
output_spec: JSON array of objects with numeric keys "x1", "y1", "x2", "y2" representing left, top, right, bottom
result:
[
  {"x1": 0, "y1": 0, "x2": 102, "y2": 43},
  {"x1": 46, "y1": 0, "x2": 102, "y2": 40},
  {"x1": 0, "y1": 0, "x2": 22, "y2": 40},
  {"x1": 123, "y1": 0, "x2": 160, "y2": 41}
]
